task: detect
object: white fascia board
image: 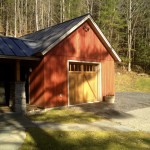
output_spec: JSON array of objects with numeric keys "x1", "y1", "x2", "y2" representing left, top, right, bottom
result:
[
  {"x1": 89, "y1": 16, "x2": 121, "y2": 62},
  {"x1": 42, "y1": 15, "x2": 90, "y2": 55}
]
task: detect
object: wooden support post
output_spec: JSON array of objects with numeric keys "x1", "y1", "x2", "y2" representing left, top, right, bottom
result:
[{"x1": 16, "y1": 60, "x2": 20, "y2": 81}]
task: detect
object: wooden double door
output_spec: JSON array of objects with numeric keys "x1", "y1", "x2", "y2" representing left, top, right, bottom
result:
[{"x1": 69, "y1": 63, "x2": 98, "y2": 105}]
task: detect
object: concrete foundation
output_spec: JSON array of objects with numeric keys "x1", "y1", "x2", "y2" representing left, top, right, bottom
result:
[{"x1": 10, "y1": 82, "x2": 26, "y2": 113}]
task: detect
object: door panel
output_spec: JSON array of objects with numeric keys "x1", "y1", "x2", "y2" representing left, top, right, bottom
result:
[
  {"x1": 76, "y1": 73, "x2": 84, "y2": 104},
  {"x1": 69, "y1": 73, "x2": 76, "y2": 104},
  {"x1": 69, "y1": 63, "x2": 98, "y2": 105},
  {"x1": 83, "y1": 72, "x2": 97, "y2": 102}
]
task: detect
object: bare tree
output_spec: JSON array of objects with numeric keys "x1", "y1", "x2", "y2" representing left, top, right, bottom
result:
[
  {"x1": 86, "y1": 0, "x2": 94, "y2": 14},
  {"x1": 18, "y1": 0, "x2": 21, "y2": 36},
  {"x1": 60, "y1": 0, "x2": 65, "y2": 22},
  {"x1": 6, "y1": 13, "x2": 8, "y2": 36},
  {"x1": 25, "y1": 0, "x2": 28, "y2": 33},
  {"x1": 127, "y1": 0, "x2": 132, "y2": 72},
  {"x1": 35, "y1": 0, "x2": 39, "y2": 31},
  {"x1": 41, "y1": 0, "x2": 44, "y2": 28},
  {"x1": 14, "y1": 0, "x2": 17, "y2": 37}
]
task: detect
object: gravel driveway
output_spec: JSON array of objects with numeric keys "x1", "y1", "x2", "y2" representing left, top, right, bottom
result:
[
  {"x1": 112, "y1": 92, "x2": 150, "y2": 132},
  {"x1": 115, "y1": 92, "x2": 150, "y2": 112},
  {"x1": 71, "y1": 92, "x2": 150, "y2": 132}
]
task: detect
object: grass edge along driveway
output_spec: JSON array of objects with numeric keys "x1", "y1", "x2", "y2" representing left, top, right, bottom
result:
[
  {"x1": 27, "y1": 108, "x2": 103, "y2": 124},
  {"x1": 21, "y1": 128, "x2": 150, "y2": 150}
]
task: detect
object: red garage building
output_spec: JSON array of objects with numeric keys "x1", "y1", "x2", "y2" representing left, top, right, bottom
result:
[
  {"x1": 0, "y1": 14, "x2": 121, "y2": 112},
  {"x1": 28, "y1": 14, "x2": 121, "y2": 108}
]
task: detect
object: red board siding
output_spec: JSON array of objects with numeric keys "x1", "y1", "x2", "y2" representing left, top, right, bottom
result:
[
  {"x1": 101, "y1": 60, "x2": 115, "y2": 97},
  {"x1": 44, "y1": 55, "x2": 68, "y2": 107},
  {"x1": 30, "y1": 21, "x2": 115, "y2": 108},
  {"x1": 51, "y1": 22, "x2": 113, "y2": 61},
  {"x1": 30, "y1": 60, "x2": 45, "y2": 107}
]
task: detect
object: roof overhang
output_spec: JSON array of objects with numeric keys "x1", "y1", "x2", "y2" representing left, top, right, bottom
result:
[
  {"x1": 0, "y1": 55, "x2": 41, "y2": 61},
  {"x1": 41, "y1": 15, "x2": 121, "y2": 62}
]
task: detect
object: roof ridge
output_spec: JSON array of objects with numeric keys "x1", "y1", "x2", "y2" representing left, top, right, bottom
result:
[
  {"x1": 20, "y1": 13, "x2": 91, "y2": 39},
  {"x1": 36, "y1": 14, "x2": 90, "y2": 41},
  {"x1": 49, "y1": 13, "x2": 90, "y2": 29}
]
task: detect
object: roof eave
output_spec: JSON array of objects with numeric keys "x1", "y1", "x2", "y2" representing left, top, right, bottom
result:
[{"x1": 0, "y1": 55, "x2": 41, "y2": 61}]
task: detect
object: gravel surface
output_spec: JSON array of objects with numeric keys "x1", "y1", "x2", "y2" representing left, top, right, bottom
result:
[
  {"x1": 70, "y1": 92, "x2": 150, "y2": 132},
  {"x1": 115, "y1": 92, "x2": 150, "y2": 112},
  {"x1": 112, "y1": 92, "x2": 150, "y2": 132}
]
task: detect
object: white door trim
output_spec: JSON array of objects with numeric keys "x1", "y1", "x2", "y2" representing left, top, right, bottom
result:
[{"x1": 67, "y1": 60, "x2": 102, "y2": 106}]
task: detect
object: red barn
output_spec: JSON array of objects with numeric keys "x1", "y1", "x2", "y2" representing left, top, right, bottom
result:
[
  {"x1": 27, "y1": 14, "x2": 121, "y2": 108},
  {"x1": 0, "y1": 14, "x2": 121, "y2": 112}
]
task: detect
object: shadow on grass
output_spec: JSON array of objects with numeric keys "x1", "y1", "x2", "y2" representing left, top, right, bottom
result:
[
  {"x1": 22, "y1": 128, "x2": 150, "y2": 150},
  {"x1": 0, "y1": 113, "x2": 150, "y2": 150},
  {"x1": 28, "y1": 109, "x2": 102, "y2": 124},
  {"x1": 0, "y1": 113, "x2": 59, "y2": 149},
  {"x1": 68, "y1": 101, "x2": 133, "y2": 120},
  {"x1": 27, "y1": 100, "x2": 135, "y2": 124}
]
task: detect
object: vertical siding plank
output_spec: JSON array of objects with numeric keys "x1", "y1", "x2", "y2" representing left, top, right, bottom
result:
[{"x1": 30, "y1": 60, "x2": 45, "y2": 107}]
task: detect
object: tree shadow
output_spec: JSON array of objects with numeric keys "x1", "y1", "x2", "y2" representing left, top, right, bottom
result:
[
  {"x1": 69, "y1": 101, "x2": 133, "y2": 120},
  {"x1": 1, "y1": 113, "x2": 150, "y2": 150},
  {"x1": 0, "y1": 113, "x2": 59, "y2": 149},
  {"x1": 69, "y1": 92, "x2": 150, "y2": 120}
]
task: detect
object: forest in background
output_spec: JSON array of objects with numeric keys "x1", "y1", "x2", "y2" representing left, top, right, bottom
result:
[{"x1": 0, "y1": 0, "x2": 149, "y2": 73}]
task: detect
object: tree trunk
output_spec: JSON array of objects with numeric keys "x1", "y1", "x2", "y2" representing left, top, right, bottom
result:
[
  {"x1": 35, "y1": 0, "x2": 38, "y2": 31},
  {"x1": 60, "y1": 0, "x2": 65, "y2": 22},
  {"x1": 48, "y1": 0, "x2": 50, "y2": 26},
  {"x1": 68, "y1": 1, "x2": 70, "y2": 19},
  {"x1": 25, "y1": 0, "x2": 28, "y2": 33},
  {"x1": 90, "y1": 0, "x2": 93, "y2": 15},
  {"x1": 14, "y1": 0, "x2": 17, "y2": 37},
  {"x1": 18, "y1": 0, "x2": 21, "y2": 36},
  {"x1": 128, "y1": 0, "x2": 132, "y2": 72},
  {"x1": 41, "y1": 1, "x2": 44, "y2": 28},
  {"x1": 6, "y1": 13, "x2": 8, "y2": 36}
]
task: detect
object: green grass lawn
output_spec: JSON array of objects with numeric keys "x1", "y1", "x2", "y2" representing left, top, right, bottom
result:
[
  {"x1": 21, "y1": 128, "x2": 150, "y2": 150},
  {"x1": 115, "y1": 72, "x2": 150, "y2": 92},
  {"x1": 28, "y1": 108, "x2": 102, "y2": 123}
]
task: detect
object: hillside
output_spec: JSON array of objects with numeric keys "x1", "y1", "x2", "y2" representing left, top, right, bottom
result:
[{"x1": 115, "y1": 71, "x2": 150, "y2": 93}]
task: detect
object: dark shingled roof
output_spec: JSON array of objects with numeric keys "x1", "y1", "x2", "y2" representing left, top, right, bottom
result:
[
  {"x1": 0, "y1": 36, "x2": 37, "y2": 56},
  {"x1": 20, "y1": 14, "x2": 89, "y2": 54}
]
